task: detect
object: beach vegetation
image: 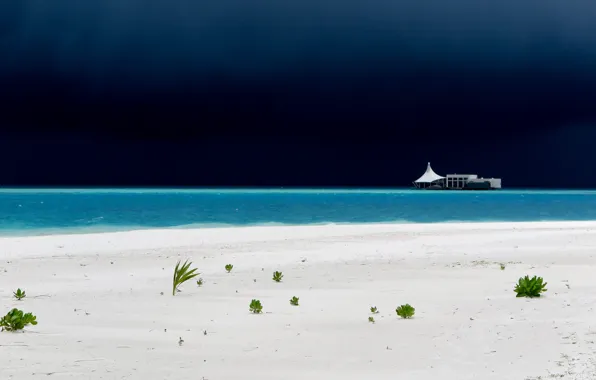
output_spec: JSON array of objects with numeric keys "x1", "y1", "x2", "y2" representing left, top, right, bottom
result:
[
  {"x1": 225, "y1": 264, "x2": 233, "y2": 273},
  {"x1": 396, "y1": 304, "x2": 415, "y2": 319},
  {"x1": 290, "y1": 296, "x2": 299, "y2": 306},
  {"x1": 172, "y1": 260, "x2": 200, "y2": 296},
  {"x1": 1, "y1": 308, "x2": 38, "y2": 332},
  {"x1": 368, "y1": 316, "x2": 375, "y2": 323},
  {"x1": 13, "y1": 288, "x2": 26, "y2": 300},
  {"x1": 514, "y1": 275, "x2": 547, "y2": 298},
  {"x1": 272, "y1": 271, "x2": 284, "y2": 282},
  {"x1": 249, "y1": 299, "x2": 263, "y2": 314},
  {"x1": 500, "y1": 263, "x2": 506, "y2": 270},
  {"x1": 370, "y1": 306, "x2": 379, "y2": 314},
  {"x1": 196, "y1": 278, "x2": 203, "y2": 287}
]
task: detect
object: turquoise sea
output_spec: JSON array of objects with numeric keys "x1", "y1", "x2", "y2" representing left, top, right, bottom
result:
[{"x1": 0, "y1": 189, "x2": 596, "y2": 236}]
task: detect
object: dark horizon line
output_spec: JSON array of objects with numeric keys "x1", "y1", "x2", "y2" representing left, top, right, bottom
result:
[{"x1": 1, "y1": 185, "x2": 595, "y2": 191}]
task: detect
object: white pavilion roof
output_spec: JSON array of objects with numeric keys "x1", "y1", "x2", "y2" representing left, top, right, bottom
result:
[{"x1": 414, "y1": 162, "x2": 444, "y2": 183}]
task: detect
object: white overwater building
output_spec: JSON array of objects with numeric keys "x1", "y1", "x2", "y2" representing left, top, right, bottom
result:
[{"x1": 413, "y1": 162, "x2": 502, "y2": 190}]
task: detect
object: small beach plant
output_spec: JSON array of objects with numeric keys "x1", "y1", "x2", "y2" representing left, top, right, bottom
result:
[
  {"x1": 225, "y1": 264, "x2": 233, "y2": 273},
  {"x1": 290, "y1": 296, "x2": 299, "y2": 306},
  {"x1": 249, "y1": 299, "x2": 263, "y2": 314},
  {"x1": 1, "y1": 308, "x2": 37, "y2": 331},
  {"x1": 172, "y1": 260, "x2": 200, "y2": 296},
  {"x1": 370, "y1": 306, "x2": 379, "y2": 314},
  {"x1": 196, "y1": 278, "x2": 203, "y2": 287},
  {"x1": 272, "y1": 271, "x2": 283, "y2": 282},
  {"x1": 500, "y1": 263, "x2": 506, "y2": 270},
  {"x1": 396, "y1": 304, "x2": 415, "y2": 319},
  {"x1": 368, "y1": 316, "x2": 375, "y2": 323},
  {"x1": 514, "y1": 275, "x2": 547, "y2": 298},
  {"x1": 13, "y1": 289, "x2": 26, "y2": 300}
]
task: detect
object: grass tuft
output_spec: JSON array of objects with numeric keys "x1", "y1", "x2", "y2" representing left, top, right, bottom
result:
[
  {"x1": 249, "y1": 299, "x2": 263, "y2": 314},
  {"x1": 1, "y1": 308, "x2": 37, "y2": 331},
  {"x1": 396, "y1": 304, "x2": 415, "y2": 319},
  {"x1": 514, "y1": 275, "x2": 547, "y2": 298},
  {"x1": 272, "y1": 271, "x2": 284, "y2": 282},
  {"x1": 13, "y1": 289, "x2": 26, "y2": 301}
]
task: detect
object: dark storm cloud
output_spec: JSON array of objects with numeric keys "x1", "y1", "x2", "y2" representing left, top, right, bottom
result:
[
  {"x1": 3, "y1": 1, "x2": 596, "y2": 79},
  {"x1": 1, "y1": 0, "x2": 596, "y2": 138}
]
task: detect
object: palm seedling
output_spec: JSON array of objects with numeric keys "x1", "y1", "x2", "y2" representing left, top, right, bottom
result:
[
  {"x1": 225, "y1": 264, "x2": 233, "y2": 273},
  {"x1": 368, "y1": 316, "x2": 375, "y2": 323},
  {"x1": 196, "y1": 278, "x2": 204, "y2": 287},
  {"x1": 370, "y1": 306, "x2": 379, "y2": 314},
  {"x1": 172, "y1": 260, "x2": 200, "y2": 296},
  {"x1": 290, "y1": 296, "x2": 299, "y2": 306}
]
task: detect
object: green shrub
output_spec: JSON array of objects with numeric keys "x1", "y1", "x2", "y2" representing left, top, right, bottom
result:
[
  {"x1": 500, "y1": 263, "x2": 506, "y2": 270},
  {"x1": 172, "y1": 260, "x2": 200, "y2": 296},
  {"x1": 290, "y1": 296, "x2": 299, "y2": 306},
  {"x1": 196, "y1": 278, "x2": 203, "y2": 287},
  {"x1": 368, "y1": 316, "x2": 375, "y2": 323},
  {"x1": 1, "y1": 308, "x2": 38, "y2": 331},
  {"x1": 272, "y1": 271, "x2": 284, "y2": 282},
  {"x1": 225, "y1": 264, "x2": 233, "y2": 273},
  {"x1": 396, "y1": 304, "x2": 415, "y2": 319},
  {"x1": 514, "y1": 275, "x2": 547, "y2": 298},
  {"x1": 370, "y1": 306, "x2": 379, "y2": 314},
  {"x1": 13, "y1": 288, "x2": 26, "y2": 300},
  {"x1": 249, "y1": 299, "x2": 263, "y2": 314}
]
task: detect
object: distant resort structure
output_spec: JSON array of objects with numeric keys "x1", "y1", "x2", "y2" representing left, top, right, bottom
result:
[{"x1": 413, "y1": 162, "x2": 502, "y2": 190}]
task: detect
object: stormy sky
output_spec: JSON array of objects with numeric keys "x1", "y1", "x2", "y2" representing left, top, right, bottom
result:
[{"x1": 1, "y1": 1, "x2": 595, "y2": 187}]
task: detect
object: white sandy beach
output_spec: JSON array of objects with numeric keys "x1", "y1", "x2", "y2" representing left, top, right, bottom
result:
[{"x1": 2, "y1": 221, "x2": 596, "y2": 379}]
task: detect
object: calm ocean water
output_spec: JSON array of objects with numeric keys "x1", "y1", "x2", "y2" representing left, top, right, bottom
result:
[{"x1": 0, "y1": 189, "x2": 596, "y2": 236}]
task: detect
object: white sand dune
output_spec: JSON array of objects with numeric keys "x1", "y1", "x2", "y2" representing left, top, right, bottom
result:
[{"x1": 1, "y1": 222, "x2": 596, "y2": 379}]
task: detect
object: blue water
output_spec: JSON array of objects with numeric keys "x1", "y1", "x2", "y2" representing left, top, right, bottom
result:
[{"x1": 1, "y1": 188, "x2": 596, "y2": 236}]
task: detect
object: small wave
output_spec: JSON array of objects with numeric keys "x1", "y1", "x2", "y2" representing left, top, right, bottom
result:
[{"x1": 73, "y1": 216, "x2": 105, "y2": 224}]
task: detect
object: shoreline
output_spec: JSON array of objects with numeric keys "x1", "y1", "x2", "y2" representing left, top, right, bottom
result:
[
  {"x1": 2, "y1": 221, "x2": 596, "y2": 378},
  {"x1": 2, "y1": 218, "x2": 596, "y2": 240}
]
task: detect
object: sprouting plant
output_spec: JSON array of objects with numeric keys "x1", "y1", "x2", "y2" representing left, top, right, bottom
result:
[
  {"x1": 225, "y1": 264, "x2": 233, "y2": 273},
  {"x1": 368, "y1": 316, "x2": 375, "y2": 323},
  {"x1": 290, "y1": 296, "x2": 299, "y2": 306},
  {"x1": 0, "y1": 308, "x2": 37, "y2": 331},
  {"x1": 514, "y1": 275, "x2": 547, "y2": 298},
  {"x1": 172, "y1": 260, "x2": 200, "y2": 296},
  {"x1": 13, "y1": 289, "x2": 26, "y2": 300},
  {"x1": 196, "y1": 278, "x2": 203, "y2": 287},
  {"x1": 272, "y1": 271, "x2": 284, "y2": 282},
  {"x1": 500, "y1": 263, "x2": 506, "y2": 270},
  {"x1": 249, "y1": 299, "x2": 263, "y2": 314},
  {"x1": 396, "y1": 304, "x2": 415, "y2": 319},
  {"x1": 370, "y1": 306, "x2": 379, "y2": 314}
]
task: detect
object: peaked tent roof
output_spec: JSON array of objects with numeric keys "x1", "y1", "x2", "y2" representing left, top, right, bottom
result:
[{"x1": 414, "y1": 162, "x2": 444, "y2": 183}]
